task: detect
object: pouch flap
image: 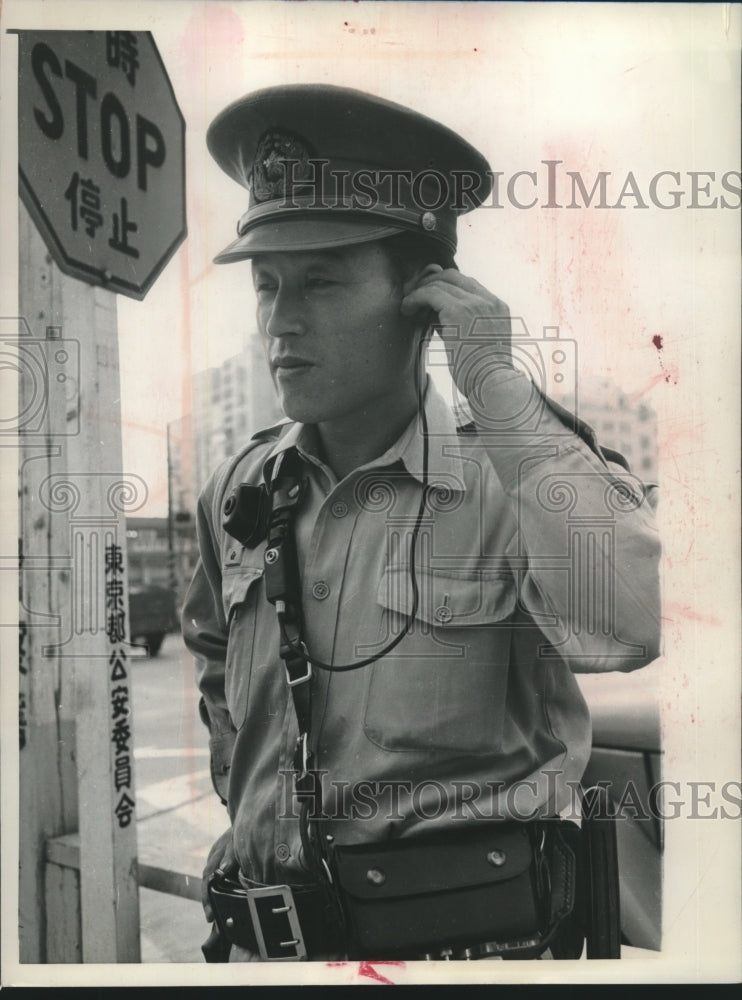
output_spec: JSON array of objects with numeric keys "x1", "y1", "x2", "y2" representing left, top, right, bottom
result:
[{"x1": 333, "y1": 825, "x2": 533, "y2": 901}]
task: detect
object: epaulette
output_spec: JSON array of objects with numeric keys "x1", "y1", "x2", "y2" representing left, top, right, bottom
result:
[{"x1": 211, "y1": 420, "x2": 294, "y2": 531}]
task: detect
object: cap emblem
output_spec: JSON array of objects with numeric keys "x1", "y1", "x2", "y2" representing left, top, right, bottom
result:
[{"x1": 250, "y1": 129, "x2": 315, "y2": 203}]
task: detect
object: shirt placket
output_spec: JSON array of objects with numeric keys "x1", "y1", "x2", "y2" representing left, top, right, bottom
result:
[
  {"x1": 272, "y1": 462, "x2": 360, "y2": 874},
  {"x1": 300, "y1": 484, "x2": 359, "y2": 662}
]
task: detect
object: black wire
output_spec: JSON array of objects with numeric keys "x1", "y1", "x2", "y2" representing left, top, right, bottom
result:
[{"x1": 277, "y1": 338, "x2": 431, "y2": 673}]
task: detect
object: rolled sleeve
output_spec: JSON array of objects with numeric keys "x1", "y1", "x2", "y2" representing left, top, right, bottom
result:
[
  {"x1": 182, "y1": 478, "x2": 236, "y2": 801},
  {"x1": 476, "y1": 369, "x2": 661, "y2": 672}
]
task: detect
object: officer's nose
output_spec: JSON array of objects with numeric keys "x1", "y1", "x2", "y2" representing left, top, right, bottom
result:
[{"x1": 264, "y1": 286, "x2": 307, "y2": 339}]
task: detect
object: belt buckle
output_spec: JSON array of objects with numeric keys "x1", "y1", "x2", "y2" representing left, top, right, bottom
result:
[{"x1": 246, "y1": 885, "x2": 307, "y2": 961}]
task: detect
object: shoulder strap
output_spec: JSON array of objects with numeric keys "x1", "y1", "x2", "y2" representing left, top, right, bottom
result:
[{"x1": 210, "y1": 425, "x2": 291, "y2": 533}]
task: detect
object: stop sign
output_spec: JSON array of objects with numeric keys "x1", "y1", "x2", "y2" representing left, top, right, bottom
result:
[{"x1": 18, "y1": 31, "x2": 186, "y2": 301}]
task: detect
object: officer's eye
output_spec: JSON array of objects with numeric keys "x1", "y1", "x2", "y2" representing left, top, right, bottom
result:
[
  {"x1": 305, "y1": 276, "x2": 334, "y2": 289},
  {"x1": 254, "y1": 280, "x2": 277, "y2": 294}
]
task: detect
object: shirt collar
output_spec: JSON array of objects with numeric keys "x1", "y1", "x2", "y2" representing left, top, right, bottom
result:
[{"x1": 261, "y1": 378, "x2": 466, "y2": 491}]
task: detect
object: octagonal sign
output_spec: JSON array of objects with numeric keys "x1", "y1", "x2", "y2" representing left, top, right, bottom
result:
[{"x1": 18, "y1": 31, "x2": 186, "y2": 301}]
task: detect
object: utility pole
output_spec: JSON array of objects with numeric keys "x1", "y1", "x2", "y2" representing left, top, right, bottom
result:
[{"x1": 15, "y1": 29, "x2": 186, "y2": 963}]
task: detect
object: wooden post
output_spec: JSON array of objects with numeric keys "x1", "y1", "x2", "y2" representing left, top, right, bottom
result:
[{"x1": 18, "y1": 200, "x2": 140, "y2": 962}]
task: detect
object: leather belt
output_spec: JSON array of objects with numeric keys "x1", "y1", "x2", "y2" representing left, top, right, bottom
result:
[{"x1": 208, "y1": 873, "x2": 343, "y2": 961}]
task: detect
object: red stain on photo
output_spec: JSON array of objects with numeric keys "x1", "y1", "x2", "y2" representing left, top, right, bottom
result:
[
  {"x1": 327, "y1": 960, "x2": 406, "y2": 984},
  {"x1": 651, "y1": 334, "x2": 677, "y2": 384},
  {"x1": 662, "y1": 602, "x2": 722, "y2": 627}
]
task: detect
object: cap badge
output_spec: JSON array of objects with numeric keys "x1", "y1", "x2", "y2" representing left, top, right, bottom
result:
[{"x1": 250, "y1": 129, "x2": 316, "y2": 203}]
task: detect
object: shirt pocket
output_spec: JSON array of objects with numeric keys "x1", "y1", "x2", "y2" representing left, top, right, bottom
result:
[
  {"x1": 363, "y1": 566, "x2": 517, "y2": 756},
  {"x1": 222, "y1": 565, "x2": 264, "y2": 731}
]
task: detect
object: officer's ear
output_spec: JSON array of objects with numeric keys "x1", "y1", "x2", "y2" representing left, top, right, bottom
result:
[
  {"x1": 401, "y1": 264, "x2": 443, "y2": 338},
  {"x1": 401, "y1": 263, "x2": 443, "y2": 298}
]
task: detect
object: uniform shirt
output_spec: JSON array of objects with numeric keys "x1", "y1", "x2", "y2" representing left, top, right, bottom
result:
[{"x1": 183, "y1": 369, "x2": 660, "y2": 888}]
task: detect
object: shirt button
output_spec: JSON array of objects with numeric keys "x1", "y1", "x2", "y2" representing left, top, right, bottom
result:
[
  {"x1": 434, "y1": 605, "x2": 453, "y2": 624},
  {"x1": 227, "y1": 549, "x2": 239, "y2": 563},
  {"x1": 331, "y1": 500, "x2": 348, "y2": 518},
  {"x1": 312, "y1": 581, "x2": 330, "y2": 600},
  {"x1": 275, "y1": 843, "x2": 291, "y2": 862}
]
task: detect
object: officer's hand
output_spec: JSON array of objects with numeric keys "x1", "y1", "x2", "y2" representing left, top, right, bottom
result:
[
  {"x1": 400, "y1": 267, "x2": 512, "y2": 398},
  {"x1": 202, "y1": 826, "x2": 238, "y2": 922}
]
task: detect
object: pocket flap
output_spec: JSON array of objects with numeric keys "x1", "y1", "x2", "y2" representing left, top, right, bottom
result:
[
  {"x1": 333, "y1": 825, "x2": 533, "y2": 901},
  {"x1": 209, "y1": 730, "x2": 236, "y2": 805},
  {"x1": 222, "y1": 566, "x2": 263, "y2": 622},
  {"x1": 377, "y1": 565, "x2": 516, "y2": 626}
]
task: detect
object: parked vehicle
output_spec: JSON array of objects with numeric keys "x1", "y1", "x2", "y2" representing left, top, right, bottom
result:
[
  {"x1": 128, "y1": 584, "x2": 178, "y2": 657},
  {"x1": 577, "y1": 661, "x2": 663, "y2": 952}
]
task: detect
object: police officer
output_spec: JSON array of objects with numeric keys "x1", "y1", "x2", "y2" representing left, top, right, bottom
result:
[{"x1": 183, "y1": 84, "x2": 661, "y2": 961}]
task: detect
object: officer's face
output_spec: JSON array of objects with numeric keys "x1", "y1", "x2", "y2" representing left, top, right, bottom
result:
[{"x1": 252, "y1": 242, "x2": 420, "y2": 426}]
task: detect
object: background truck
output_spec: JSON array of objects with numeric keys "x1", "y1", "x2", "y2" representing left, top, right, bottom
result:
[{"x1": 128, "y1": 583, "x2": 178, "y2": 657}]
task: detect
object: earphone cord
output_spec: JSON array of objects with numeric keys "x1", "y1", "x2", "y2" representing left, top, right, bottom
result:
[{"x1": 276, "y1": 339, "x2": 431, "y2": 674}]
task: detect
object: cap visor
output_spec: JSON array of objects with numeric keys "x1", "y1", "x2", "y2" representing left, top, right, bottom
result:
[{"x1": 214, "y1": 218, "x2": 405, "y2": 263}]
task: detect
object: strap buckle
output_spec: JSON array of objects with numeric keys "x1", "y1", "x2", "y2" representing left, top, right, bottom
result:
[
  {"x1": 246, "y1": 885, "x2": 307, "y2": 961},
  {"x1": 284, "y1": 641, "x2": 312, "y2": 687},
  {"x1": 285, "y1": 655, "x2": 312, "y2": 688}
]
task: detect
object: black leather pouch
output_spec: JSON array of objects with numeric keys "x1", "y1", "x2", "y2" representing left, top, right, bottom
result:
[{"x1": 330, "y1": 822, "x2": 569, "y2": 958}]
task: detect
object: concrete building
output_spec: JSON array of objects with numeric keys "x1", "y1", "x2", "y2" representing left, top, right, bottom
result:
[
  {"x1": 168, "y1": 333, "x2": 285, "y2": 541},
  {"x1": 569, "y1": 377, "x2": 658, "y2": 481}
]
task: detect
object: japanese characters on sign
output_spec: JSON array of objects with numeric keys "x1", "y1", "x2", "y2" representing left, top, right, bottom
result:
[
  {"x1": 106, "y1": 30, "x2": 139, "y2": 86},
  {"x1": 18, "y1": 30, "x2": 186, "y2": 300},
  {"x1": 105, "y1": 542, "x2": 135, "y2": 828}
]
